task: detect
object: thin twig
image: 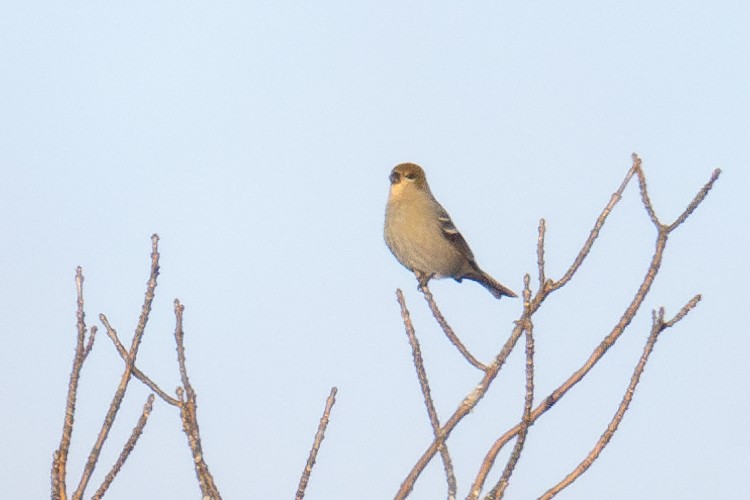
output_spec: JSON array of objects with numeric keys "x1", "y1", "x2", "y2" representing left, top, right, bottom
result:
[
  {"x1": 397, "y1": 290, "x2": 457, "y2": 498},
  {"x1": 418, "y1": 282, "x2": 487, "y2": 371},
  {"x1": 634, "y1": 160, "x2": 661, "y2": 228},
  {"x1": 536, "y1": 219, "x2": 547, "y2": 292},
  {"x1": 296, "y1": 387, "x2": 338, "y2": 500},
  {"x1": 667, "y1": 169, "x2": 722, "y2": 231},
  {"x1": 174, "y1": 299, "x2": 221, "y2": 499},
  {"x1": 72, "y1": 234, "x2": 160, "y2": 499},
  {"x1": 486, "y1": 279, "x2": 536, "y2": 500},
  {"x1": 102, "y1": 316, "x2": 179, "y2": 406},
  {"x1": 83, "y1": 326, "x2": 97, "y2": 360},
  {"x1": 550, "y1": 155, "x2": 639, "y2": 291},
  {"x1": 51, "y1": 266, "x2": 89, "y2": 500},
  {"x1": 664, "y1": 295, "x2": 702, "y2": 327},
  {"x1": 540, "y1": 295, "x2": 701, "y2": 498},
  {"x1": 92, "y1": 394, "x2": 156, "y2": 500}
]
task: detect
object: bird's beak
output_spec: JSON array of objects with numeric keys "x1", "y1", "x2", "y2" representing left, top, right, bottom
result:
[{"x1": 389, "y1": 171, "x2": 400, "y2": 184}]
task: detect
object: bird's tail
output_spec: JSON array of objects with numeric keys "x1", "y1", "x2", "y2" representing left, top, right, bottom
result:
[{"x1": 463, "y1": 270, "x2": 517, "y2": 299}]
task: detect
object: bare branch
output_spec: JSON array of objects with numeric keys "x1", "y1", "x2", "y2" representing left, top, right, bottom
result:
[
  {"x1": 72, "y1": 234, "x2": 161, "y2": 499},
  {"x1": 418, "y1": 282, "x2": 487, "y2": 371},
  {"x1": 397, "y1": 290, "x2": 457, "y2": 498},
  {"x1": 51, "y1": 266, "x2": 90, "y2": 500},
  {"x1": 296, "y1": 387, "x2": 339, "y2": 500},
  {"x1": 470, "y1": 161, "x2": 719, "y2": 495},
  {"x1": 540, "y1": 295, "x2": 701, "y2": 498},
  {"x1": 472, "y1": 229, "x2": 668, "y2": 493},
  {"x1": 92, "y1": 394, "x2": 156, "y2": 500},
  {"x1": 396, "y1": 321, "x2": 526, "y2": 499}
]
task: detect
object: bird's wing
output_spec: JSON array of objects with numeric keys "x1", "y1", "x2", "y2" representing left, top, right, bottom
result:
[{"x1": 436, "y1": 204, "x2": 476, "y2": 262}]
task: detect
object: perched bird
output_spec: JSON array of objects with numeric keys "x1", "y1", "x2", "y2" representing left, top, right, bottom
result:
[{"x1": 384, "y1": 162, "x2": 516, "y2": 299}]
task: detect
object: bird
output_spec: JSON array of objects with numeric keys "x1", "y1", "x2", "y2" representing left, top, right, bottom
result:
[{"x1": 384, "y1": 162, "x2": 517, "y2": 299}]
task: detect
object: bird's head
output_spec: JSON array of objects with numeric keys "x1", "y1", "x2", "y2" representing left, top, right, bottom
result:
[{"x1": 389, "y1": 163, "x2": 429, "y2": 196}]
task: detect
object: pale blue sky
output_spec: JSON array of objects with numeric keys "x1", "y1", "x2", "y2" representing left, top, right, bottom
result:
[{"x1": 1, "y1": 2, "x2": 747, "y2": 499}]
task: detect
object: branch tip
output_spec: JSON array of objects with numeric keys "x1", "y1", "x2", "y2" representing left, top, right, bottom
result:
[{"x1": 296, "y1": 386, "x2": 340, "y2": 500}]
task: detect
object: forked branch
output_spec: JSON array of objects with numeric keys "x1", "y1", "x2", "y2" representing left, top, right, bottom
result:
[{"x1": 539, "y1": 295, "x2": 702, "y2": 499}]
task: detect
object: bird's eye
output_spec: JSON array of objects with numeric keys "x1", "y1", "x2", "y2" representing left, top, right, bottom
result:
[{"x1": 404, "y1": 172, "x2": 416, "y2": 180}]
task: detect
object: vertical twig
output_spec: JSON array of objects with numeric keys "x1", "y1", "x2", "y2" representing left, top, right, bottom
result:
[
  {"x1": 486, "y1": 277, "x2": 536, "y2": 500},
  {"x1": 51, "y1": 267, "x2": 92, "y2": 500},
  {"x1": 174, "y1": 299, "x2": 222, "y2": 499},
  {"x1": 536, "y1": 219, "x2": 547, "y2": 292}
]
